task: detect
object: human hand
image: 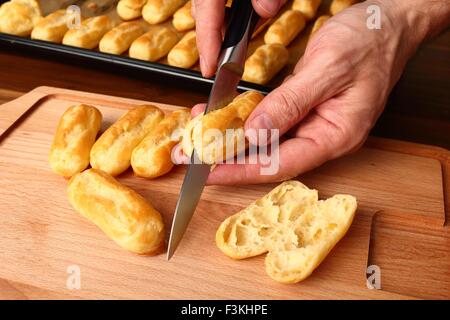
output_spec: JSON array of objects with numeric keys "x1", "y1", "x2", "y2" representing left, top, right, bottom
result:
[
  {"x1": 192, "y1": 0, "x2": 286, "y2": 77},
  {"x1": 192, "y1": 0, "x2": 450, "y2": 185}
]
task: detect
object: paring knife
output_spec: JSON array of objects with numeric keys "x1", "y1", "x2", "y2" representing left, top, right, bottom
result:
[{"x1": 167, "y1": 0, "x2": 260, "y2": 260}]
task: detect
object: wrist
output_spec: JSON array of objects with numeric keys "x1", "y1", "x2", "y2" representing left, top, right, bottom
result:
[
  {"x1": 372, "y1": 0, "x2": 450, "y2": 54},
  {"x1": 366, "y1": 0, "x2": 450, "y2": 55}
]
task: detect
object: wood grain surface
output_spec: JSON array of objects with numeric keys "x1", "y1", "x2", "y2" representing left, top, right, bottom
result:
[
  {"x1": 0, "y1": 2, "x2": 448, "y2": 149},
  {"x1": 0, "y1": 87, "x2": 448, "y2": 299}
]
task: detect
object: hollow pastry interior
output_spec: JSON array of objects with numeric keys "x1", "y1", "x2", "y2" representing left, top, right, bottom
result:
[{"x1": 216, "y1": 180, "x2": 357, "y2": 284}]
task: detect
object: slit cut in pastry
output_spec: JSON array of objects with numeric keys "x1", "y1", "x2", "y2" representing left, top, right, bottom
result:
[
  {"x1": 182, "y1": 91, "x2": 264, "y2": 165},
  {"x1": 116, "y1": 0, "x2": 147, "y2": 21},
  {"x1": 0, "y1": 0, "x2": 41, "y2": 36},
  {"x1": 330, "y1": 0, "x2": 358, "y2": 15},
  {"x1": 99, "y1": 21, "x2": 145, "y2": 55},
  {"x1": 292, "y1": 0, "x2": 322, "y2": 20},
  {"x1": 264, "y1": 10, "x2": 306, "y2": 46},
  {"x1": 129, "y1": 26, "x2": 179, "y2": 61},
  {"x1": 131, "y1": 108, "x2": 191, "y2": 178},
  {"x1": 68, "y1": 169, "x2": 165, "y2": 255},
  {"x1": 62, "y1": 15, "x2": 114, "y2": 49},
  {"x1": 90, "y1": 105, "x2": 164, "y2": 176},
  {"x1": 167, "y1": 30, "x2": 198, "y2": 68},
  {"x1": 31, "y1": 9, "x2": 68, "y2": 43},
  {"x1": 216, "y1": 180, "x2": 357, "y2": 283},
  {"x1": 172, "y1": 0, "x2": 195, "y2": 31},
  {"x1": 49, "y1": 104, "x2": 102, "y2": 178},
  {"x1": 242, "y1": 44, "x2": 289, "y2": 85},
  {"x1": 142, "y1": 0, "x2": 185, "y2": 25}
]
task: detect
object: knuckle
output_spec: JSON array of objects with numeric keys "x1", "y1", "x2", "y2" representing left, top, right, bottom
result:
[
  {"x1": 335, "y1": 122, "x2": 368, "y2": 156},
  {"x1": 271, "y1": 87, "x2": 309, "y2": 128}
]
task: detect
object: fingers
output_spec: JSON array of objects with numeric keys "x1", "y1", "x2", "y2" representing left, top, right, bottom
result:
[
  {"x1": 193, "y1": 0, "x2": 226, "y2": 78},
  {"x1": 191, "y1": 103, "x2": 206, "y2": 117},
  {"x1": 207, "y1": 107, "x2": 361, "y2": 185},
  {"x1": 251, "y1": 0, "x2": 285, "y2": 18},
  {"x1": 207, "y1": 135, "x2": 332, "y2": 185},
  {"x1": 245, "y1": 53, "x2": 349, "y2": 145}
]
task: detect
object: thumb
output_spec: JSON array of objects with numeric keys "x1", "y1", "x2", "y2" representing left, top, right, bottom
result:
[
  {"x1": 245, "y1": 61, "x2": 342, "y2": 145},
  {"x1": 251, "y1": 0, "x2": 285, "y2": 18}
]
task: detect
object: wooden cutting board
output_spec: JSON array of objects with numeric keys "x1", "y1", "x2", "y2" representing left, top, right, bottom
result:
[{"x1": 0, "y1": 86, "x2": 448, "y2": 299}]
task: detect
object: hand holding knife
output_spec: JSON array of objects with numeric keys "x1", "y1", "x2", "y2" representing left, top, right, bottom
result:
[{"x1": 167, "y1": 0, "x2": 260, "y2": 260}]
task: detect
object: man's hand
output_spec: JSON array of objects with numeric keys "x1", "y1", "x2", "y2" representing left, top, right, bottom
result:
[{"x1": 192, "y1": 0, "x2": 450, "y2": 185}]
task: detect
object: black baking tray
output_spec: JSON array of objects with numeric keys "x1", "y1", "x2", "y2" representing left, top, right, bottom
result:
[{"x1": 0, "y1": 30, "x2": 271, "y2": 95}]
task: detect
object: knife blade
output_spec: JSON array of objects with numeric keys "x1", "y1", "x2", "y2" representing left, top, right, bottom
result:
[
  {"x1": 38, "y1": 0, "x2": 115, "y2": 17},
  {"x1": 167, "y1": 0, "x2": 259, "y2": 260}
]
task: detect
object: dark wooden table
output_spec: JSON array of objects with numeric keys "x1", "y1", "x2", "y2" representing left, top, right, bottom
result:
[{"x1": 0, "y1": 29, "x2": 449, "y2": 148}]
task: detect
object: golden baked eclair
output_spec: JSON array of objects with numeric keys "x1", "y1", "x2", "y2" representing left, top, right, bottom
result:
[
  {"x1": 264, "y1": 10, "x2": 306, "y2": 46},
  {"x1": 143, "y1": 0, "x2": 185, "y2": 25},
  {"x1": 49, "y1": 104, "x2": 102, "y2": 178},
  {"x1": 116, "y1": 0, "x2": 147, "y2": 21},
  {"x1": 182, "y1": 91, "x2": 264, "y2": 164},
  {"x1": 181, "y1": 113, "x2": 202, "y2": 159},
  {"x1": 0, "y1": 0, "x2": 41, "y2": 36},
  {"x1": 62, "y1": 15, "x2": 114, "y2": 49},
  {"x1": 310, "y1": 15, "x2": 330, "y2": 36},
  {"x1": 216, "y1": 180, "x2": 357, "y2": 284},
  {"x1": 167, "y1": 30, "x2": 198, "y2": 68},
  {"x1": 330, "y1": 0, "x2": 358, "y2": 15},
  {"x1": 292, "y1": 0, "x2": 322, "y2": 20},
  {"x1": 31, "y1": 9, "x2": 68, "y2": 43},
  {"x1": 67, "y1": 169, "x2": 165, "y2": 255},
  {"x1": 129, "y1": 26, "x2": 179, "y2": 62},
  {"x1": 99, "y1": 21, "x2": 145, "y2": 55},
  {"x1": 172, "y1": 0, "x2": 195, "y2": 32},
  {"x1": 131, "y1": 109, "x2": 191, "y2": 178},
  {"x1": 242, "y1": 44, "x2": 289, "y2": 85},
  {"x1": 90, "y1": 105, "x2": 164, "y2": 176}
]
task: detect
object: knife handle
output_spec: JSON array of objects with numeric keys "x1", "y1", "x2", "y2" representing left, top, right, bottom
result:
[{"x1": 222, "y1": 0, "x2": 260, "y2": 50}]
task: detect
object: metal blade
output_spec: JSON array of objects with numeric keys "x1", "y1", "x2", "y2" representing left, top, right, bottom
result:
[
  {"x1": 166, "y1": 64, "x2": 243, "y2": 260},
  {"x1": 204, "y1": 61, "x2": 244, "y2": 113},
  {"x1": 166, "y1": 156, "x2": 210, "y2": 260}
]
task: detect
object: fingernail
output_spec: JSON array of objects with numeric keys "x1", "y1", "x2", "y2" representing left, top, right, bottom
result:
[
  {"x1": 249, "y1": 113, "x2": 273, "y2": 130},
  {"x1": 199, "y1": 55, "x2": 209, "y2": 77},
  {"x1": 255, "y1": 0, "x2": 280, "y2": 15}
]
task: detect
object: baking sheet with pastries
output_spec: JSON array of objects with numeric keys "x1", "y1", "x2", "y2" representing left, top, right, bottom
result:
[{"x1": 0, "y1": 0, "x2": 356, "y2": 90}]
